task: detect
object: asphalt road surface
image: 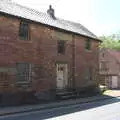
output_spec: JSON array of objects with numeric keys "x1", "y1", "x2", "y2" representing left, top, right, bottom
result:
[{"x1": 0, "y1": 97, "x2": 120, "y2": 120}]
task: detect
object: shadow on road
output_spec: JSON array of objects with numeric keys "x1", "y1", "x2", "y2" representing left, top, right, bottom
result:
[{"x1": 38, "y1": 95, "x2": 120, "y2": 119}]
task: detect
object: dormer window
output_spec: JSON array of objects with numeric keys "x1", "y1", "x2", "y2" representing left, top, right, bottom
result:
[{"x1": 19, "y1": 21, "x2": 29, "y2": 40}]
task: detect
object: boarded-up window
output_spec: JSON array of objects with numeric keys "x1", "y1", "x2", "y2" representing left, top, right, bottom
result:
[
  {"x1": 19, "y1": 21, "x2": 29, "y2": 40},
  {"x1": 16, "y1": 63, "x2": 32, "y2": 82},
  {"x1": 58, "y1": 40, "x2": 65, "y2": 54}
]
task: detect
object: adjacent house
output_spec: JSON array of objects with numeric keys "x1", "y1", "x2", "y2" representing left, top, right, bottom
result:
[
  {"x1": 0, "y1": 0, "x2": 100, "y2": 103},
  {"x1": 99, "y1": 49, "x2": 120, "y2": 89}
]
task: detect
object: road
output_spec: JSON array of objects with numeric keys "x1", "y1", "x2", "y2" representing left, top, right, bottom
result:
[{"x1": 0, "y1": 97, "x2": 120, "y2": 120}]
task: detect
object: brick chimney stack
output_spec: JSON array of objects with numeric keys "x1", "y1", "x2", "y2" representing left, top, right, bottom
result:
[{"x1": 47, "y1": 5, "x2": 56, "y2": 19}]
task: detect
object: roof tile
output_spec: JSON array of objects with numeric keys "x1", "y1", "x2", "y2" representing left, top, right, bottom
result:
[{"x1": 0, "y1": 0, "x2": 97, "y2": 39}]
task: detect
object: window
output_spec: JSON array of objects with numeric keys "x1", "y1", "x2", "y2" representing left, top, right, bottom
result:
[
  {"x1": 84, "y1": 68, "x2": 92, "y2": 81},
  {"x1": 85, "y1": 39, "x2": 91, "y2": 50},
  {"x1": 100, "y1": 61, "x2": 108, "y2": 71},
  {"x1": 16, "y1": 63, "x2": 32, "y2": 82},
  {"x1": 102, "y1": 53, "x2": 105, "y2": 57},
  {"x1": 57, "y1": 40, "x2": 65, "y2": 54},
  {"x1": 19, "y1": 21, "x2": 29, "y2": 40}
]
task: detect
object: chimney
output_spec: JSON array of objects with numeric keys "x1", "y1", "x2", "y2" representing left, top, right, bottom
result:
[{"x1": 47, "y1": 5, "x2": 56, "y2": 19}]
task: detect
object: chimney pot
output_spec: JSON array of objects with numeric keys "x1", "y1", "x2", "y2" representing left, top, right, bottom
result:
[{"x1": 47, "y1": 5, "x2": 56, "y2": 19}]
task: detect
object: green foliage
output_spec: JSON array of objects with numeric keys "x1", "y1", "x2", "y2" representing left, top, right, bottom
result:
[{"x1": 99, "y1": 33, "x2": 120, "y2": 50}]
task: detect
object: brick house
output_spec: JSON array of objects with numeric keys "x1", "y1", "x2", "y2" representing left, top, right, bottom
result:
[
  {"x1": 99, "y1": 49, "x2": 120, "y2": 89},
  {"x1": 0, "y1": 0, "x2": 100, "y2": 103}
]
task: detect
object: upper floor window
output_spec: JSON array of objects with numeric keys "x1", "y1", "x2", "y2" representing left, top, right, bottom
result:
[
  {"x1": 85, "y1": 39, "x2": 91, "y2": 50},
  {"x1": 19, "y1": 21, "x2": 29, "y2": 40},
  {"x1": 57, "y1": 40, "x2": 65, "y2": 54}
]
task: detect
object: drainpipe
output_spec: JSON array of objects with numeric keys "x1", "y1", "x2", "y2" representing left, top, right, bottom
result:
[{"x1": 72, "y1": 34, "x2": 75, "y2": 90}]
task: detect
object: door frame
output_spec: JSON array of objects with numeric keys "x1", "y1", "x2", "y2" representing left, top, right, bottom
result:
[
  {"x1": 56, "y1": 62, "x2": 68, "y2": 89},
  {"x1": 111, "y1": 76, "x2": 118, "y2": 89}
]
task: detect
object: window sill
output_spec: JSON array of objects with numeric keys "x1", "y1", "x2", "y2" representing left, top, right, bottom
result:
[
  {"x1": 57, "y1": 53, "x2": 65, "y2": 56},
  {"x1": 85, "y1": 49, "x2": 92, "y2": 52},
  {"x1": 16, "y1": 81, "x2": 31, "y2": 85}
]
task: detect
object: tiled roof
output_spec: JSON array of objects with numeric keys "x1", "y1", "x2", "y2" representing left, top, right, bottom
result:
[
  {"x1": 100, "y1": 49, "x2": 120, "y2": 75},
  {"x1": 0, "y1": 0, "x2": 98, "y2": 39},
  {"x1": 108, "y1": 49, "x2": 120, "y2": 63}
]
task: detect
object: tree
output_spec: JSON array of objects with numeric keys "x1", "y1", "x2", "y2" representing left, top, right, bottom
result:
[{"x1": 99, "y1": 32, "x2": 120, "y2": 50}]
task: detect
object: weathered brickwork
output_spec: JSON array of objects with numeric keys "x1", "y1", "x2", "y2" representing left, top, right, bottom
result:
[
  {"x1": 0, "y1": 14, "x2": 100, "y2": 102},
  {"x1": 74, "y1": 35, "x2": 99, "y2": 89}
]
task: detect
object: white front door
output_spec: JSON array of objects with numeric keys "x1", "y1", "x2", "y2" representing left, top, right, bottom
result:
[
  {"x1": 56, "y1": 64, "x2": 68, "y2": 89},
  {"x1": 112, "y1": 76, "x2": 118, "y2": 88}
]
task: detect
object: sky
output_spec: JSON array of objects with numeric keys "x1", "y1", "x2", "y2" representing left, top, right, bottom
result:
[{"x1": 13, "y1": 0, "x2": 120, "y2": 36}]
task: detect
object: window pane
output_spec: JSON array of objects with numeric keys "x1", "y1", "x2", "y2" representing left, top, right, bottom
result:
[
  {"x1": 58, "y1": 40, "x2": 65, "y2": 54},
  {"x1": 85, "y1": 39, "x2": 91, "y2": 50},
  {"x1": 19, "y1": 21, "x2": 29, "y2": 40},
  {"x1": 16, "y1": 63, "x2": 31, "y2": 82},
  {"x1": 84, "y1": 68, "x2": 92, "y2": 81},
  {"x1": 100, "y1": 61, "x2": 108, "y2": 71}
]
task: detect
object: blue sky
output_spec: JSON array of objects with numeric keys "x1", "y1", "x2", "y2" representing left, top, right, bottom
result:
[
  {"x1": 13, "y1": 0, "x2": 120, "y2": 36},
  {"x1": 92, "y1": 0, "x2": 120, "y2": 36}
]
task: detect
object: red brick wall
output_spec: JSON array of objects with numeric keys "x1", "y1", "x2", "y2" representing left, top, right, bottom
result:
[
  {"x1": 0, "y1": 14, "x2": 99, "y2": 95},
  {"x1": 74, "y1": 35, "x2": 99, "y2": 89}
]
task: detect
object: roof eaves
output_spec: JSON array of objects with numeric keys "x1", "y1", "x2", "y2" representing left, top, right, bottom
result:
[{"x1": 1, "y1": 10, "x2": 101, "y2": 41}]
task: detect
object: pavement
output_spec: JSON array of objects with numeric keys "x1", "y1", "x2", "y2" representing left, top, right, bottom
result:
[
  {"x1": 0, "y1": 90, "x2": 120, "y2": 116},
  {"x1": 103, "y1": 89, "x2": 120, "y2": 97}
]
